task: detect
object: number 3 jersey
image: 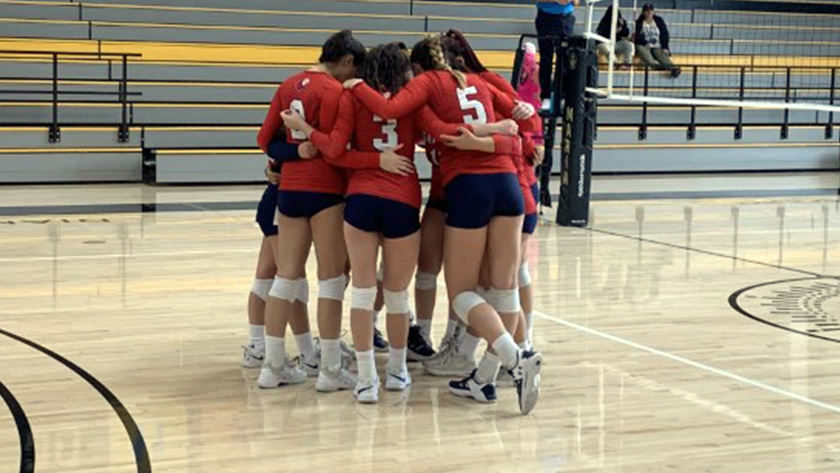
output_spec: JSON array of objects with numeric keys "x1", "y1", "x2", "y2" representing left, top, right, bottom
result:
[
  {"x1": 310, "y1": 92, "x2": 466, "y2": 209},
  {"x1": 257, "y1": 70, "x2": 346, "y2": 195}
]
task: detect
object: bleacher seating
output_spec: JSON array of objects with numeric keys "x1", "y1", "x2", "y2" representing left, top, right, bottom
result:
[{"x1": 0, "y1": 0, "x2": 837, "y2": 183}]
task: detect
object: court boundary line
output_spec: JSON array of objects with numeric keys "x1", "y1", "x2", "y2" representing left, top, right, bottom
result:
[
  {"x1": 0, "y1": 328, "x2": 152, "y2": 473},
  {"x1": 0, "y1": 379, "x2": 35, "y2": 473},
  {"x1": 533, "y1": 310, "x2": 840, "y2": 416}
]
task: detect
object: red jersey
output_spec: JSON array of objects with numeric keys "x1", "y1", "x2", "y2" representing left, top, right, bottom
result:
[
  {"x1": 351, "y1": 71, "x2": 539, "y2": 186},
  {"x1": 309, "y1": 92, "x2": 464, "y2": 208},
  {"x1": 257, "y1": 70, "x2": 345, "y2": 195},
  {"x1": 480, "y1": 70, "x2": 540, "y2": 188},
  {"x1": 423, "y1": 135, "x2": 445, "y2": 202}
]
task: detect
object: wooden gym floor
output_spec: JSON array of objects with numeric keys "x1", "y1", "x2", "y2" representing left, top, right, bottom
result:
[{"x1": 0, "y1": 184, "x2": 839, "y2": 472}]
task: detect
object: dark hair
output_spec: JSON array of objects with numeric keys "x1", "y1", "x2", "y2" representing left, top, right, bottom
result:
[
  {"x1": 642, "y1": 3, "x2": 654, "y2": 12},
  {"x1": 410, "y1": 36, "x2": 467, "y2": 88},
  {"x1": 362, "y1": 43, "x2": 412, "y2": 95},
  {"x1": 442, "y1": 30, "x2": 487, "y2": 74},
  {"x1": 319, "y1": 30, "x2": 366, "y2": 67}
]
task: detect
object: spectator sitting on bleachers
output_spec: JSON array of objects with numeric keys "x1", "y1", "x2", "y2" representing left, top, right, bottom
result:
[
  {"x1": 596, "y1": 6, "x2": 634, "y2": 70},
  {"x1": 634, "y1": 4, "x2": 682, "y2": 78}
]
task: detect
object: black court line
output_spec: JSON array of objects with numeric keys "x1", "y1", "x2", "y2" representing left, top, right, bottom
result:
[
  {"x1": 586, "y1": 227, "x2": 825, "y2": 278},
  {"x1": 0, "y1": 379, "x2": 35, "y2": 473},
  {"x1": 729, "y1": 277, "x2": 840, "y2": 345},
  {"x1": 0, "y1": 328, "x2": 151, "y2": 473}
]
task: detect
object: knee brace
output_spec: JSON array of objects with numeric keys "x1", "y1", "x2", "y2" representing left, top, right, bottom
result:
[
  {"x1": 488, "y1": 288, "x2": 520, "y2": 313},
  {"x1": 318, "y1": 275, "x2": 347, "y2": 301},
  {"x1": 452, "y1": 291, "x2": 486, "y2": 324},
  {"x1": 268, "y1": 276, "x2": 299, "y2": 303},
  {"x1": 351, "y1": 286, "x2": 377, "y2": 311},
  {"x1": 414, "y1": 271, "x2": 438, "y2": 291},
  {"x1": 518, "y1": 262, "x2": 532, "y2": 288},
  {"x1": 251, "y1": 278, "x2": 273, "y2": 301},
  {"x1": 296, "y1": 278, "x2": 310, "y2": 304},
  {"x1": 384, "y1": 289, "x2": 410, "y2": 314}
]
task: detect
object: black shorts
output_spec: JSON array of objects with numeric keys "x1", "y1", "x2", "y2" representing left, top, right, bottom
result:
[
  {"x1": 445, "y1": 173, "x2": 525, "y2": 229},
  {"x1": 344, "y1": 194, "x2": 420, "y2": 239},
  {"x1": 277, "y1": 190, "x2": 344, "y2": 219}
]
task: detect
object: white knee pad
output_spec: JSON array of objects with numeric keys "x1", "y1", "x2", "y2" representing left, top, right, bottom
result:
[
  {"x1": 488, "y1": 288, "x2": 520, "y2": 313},
  {"x1": 384, "y1": 289, "x2": 410, "y2": 314},
  {"x1": 296, "y1": 278, "x2": 310, "y2": 304},
  {"x1": 377, "y1": 259, "x2": 385, "y2": 282},
  {"x1": 452, "y1": 291, "x2": 486, "y2": 324},
  {"x1": 251, "y1": 278, "x2": 273, "y2": 301},
  {"x1": 415, "y1": 272, "x2": 438, "y2": 291},
  {"x1": 318, "y1": 275, "x2": 347, "y2": 301},
  {"x1": 518, "y1": 262, "x2": 532, "y2": 288},
  {"x1": 268, "y1": 276, "x2": 299, "y2": 303},
  {"x1": 351, "y1": 286, "x2": 377, "y2": 311}
]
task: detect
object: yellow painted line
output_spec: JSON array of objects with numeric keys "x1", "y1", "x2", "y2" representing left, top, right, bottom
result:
[
  {"x1": 0, "y1": 126, "x2": 139, "y2": 132},
  {"x1": 143, "y1": 126, "x2": 258, "y2": 131},
  {"x1": 84, "y1": 2, "x2": 416, "y2": 21}
]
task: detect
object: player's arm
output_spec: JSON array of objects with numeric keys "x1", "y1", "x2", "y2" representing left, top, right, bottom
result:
[
  {"x1": 489, "y1": 83, "x2": 540, "y2": 134},
  {"x1": 348, "y1": 74, "x2": 433, "y2": 120},
  {"x1": 283, "y1": 92, "x2": 355, "y2": 160},
  {"x1": 257, "y1": 87, "x2": 283, "y2": 153}
]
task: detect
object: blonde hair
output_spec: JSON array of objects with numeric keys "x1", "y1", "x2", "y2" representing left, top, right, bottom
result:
[{"x1": 427, "y1": 35, "x2": 468, "y2": 89}]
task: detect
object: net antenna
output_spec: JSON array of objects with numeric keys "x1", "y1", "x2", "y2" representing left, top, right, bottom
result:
[{"x1": 582, "y1": 0, "x2": 840, "y2": 114}]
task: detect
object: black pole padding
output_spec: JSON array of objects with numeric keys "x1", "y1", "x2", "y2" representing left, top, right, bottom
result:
[{"x1": 556, "y1": 35, "x2": 598, "y2": 228}]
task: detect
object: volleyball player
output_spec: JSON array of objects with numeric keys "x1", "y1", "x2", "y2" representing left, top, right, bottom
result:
[
  {"x1": 345, "y1": 36, "x2": 544, "y2": 414},
  {"x1": 255, "y1": 30, "x2": 365, "y2": 391}
]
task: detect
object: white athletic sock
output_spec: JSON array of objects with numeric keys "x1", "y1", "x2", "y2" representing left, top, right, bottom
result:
[
  {"x1": 249, "y1": 325, "x2": 265, "y2": 348},
  {"x1": 459, "y1": 333, "x2": 481, "y2": 358},
  {"x1": 265, "y1": 335, "x2": 285, "y2": 367},
  {"x1": 475, "y1": 351, "x2": 502, "y2": 385},
  {"x1": 294, "y1": 332, "x2": 315, "y2": 359},
  {"x1": 321, "y1": 339, "x2": 341, "y2": 371},
  {"x1": 524, "y1": 312, "x2": 534, "y2": 344},
  {"x1": 387, "y1": 347, "x2": 407, "y2": 374},
  {"x1": 417, "y1": 319, "x2": 432, "y2": 340},
  {"x1": 492, "y1": 333, "x2": 520, "y2": 369},
  {"x1": 356, "y1": 350, "x2": 376, "y2": 382},
  {"x1": 518, "y1": 340, "x2": 532, "y2": 352},
  {"x1": 373, "y1": 311, "x2": 381, "y2": 328},
  {"x1": 444, "y1": 318, "x2": 459, "y2": 341}
]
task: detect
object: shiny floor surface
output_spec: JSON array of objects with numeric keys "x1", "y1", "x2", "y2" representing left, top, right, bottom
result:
[{"x1": 1, "y1": 184, "x2": 840, "y2": 472}]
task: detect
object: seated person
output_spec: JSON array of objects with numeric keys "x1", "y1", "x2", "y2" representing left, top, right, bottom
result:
[
  {"x1": 634, "y1": 4, "x2": 682, "y2": 78},
  {"x1": 596, "y1": 6, "x2": 634, "y2": 70}
]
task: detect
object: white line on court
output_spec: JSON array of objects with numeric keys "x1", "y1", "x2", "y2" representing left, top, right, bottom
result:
[
  {"x1": 0, "y1": 248, "x2": 257, "y2": 263},
  {"x1": 534, "y1": 310, "x2": 840, "y2": 416}
]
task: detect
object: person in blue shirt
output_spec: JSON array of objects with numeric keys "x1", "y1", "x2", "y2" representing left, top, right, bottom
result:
[{"x1": 535, "y1": 0, "x2": 578, "y2": 112}]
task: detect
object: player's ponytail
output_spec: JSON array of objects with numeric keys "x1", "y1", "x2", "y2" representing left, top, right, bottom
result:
[{"x1": 415, "y1": 35, "x2": 467, "y2": 89}]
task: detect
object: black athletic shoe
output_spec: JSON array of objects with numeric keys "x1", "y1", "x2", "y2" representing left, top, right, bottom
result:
[
  {"x1": 373, "y1": 327, "x2": 389, "y2": 353},
  {"x1": 449, "y1": 369, "x2": 497, "y2": 403},
  {"x1": 407, "y1": 325, "x2": 436, "y2": 362}
]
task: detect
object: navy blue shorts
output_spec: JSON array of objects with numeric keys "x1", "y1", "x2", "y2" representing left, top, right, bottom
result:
[
  {"x1": 445, "y1": 173, "x2": 525, "y2": 229},
  {"x1": 277, "y1": 190, "x2": 344, "y2": 219},
  {"x1": 344, "y1": 194, "x2": 420, "y2": 239},
  {"x1": 256, "y1": 184, "x2": 279, "y2": 237},
  {"x1": 522, "y1": 213, "x2": 537, "y2": 235},
  {"x1": 530, "y1": 183, "x2": 539, "y2": 205},
  {"x1": 426, "y1": 199, "x2": 447, "y2": 213}
]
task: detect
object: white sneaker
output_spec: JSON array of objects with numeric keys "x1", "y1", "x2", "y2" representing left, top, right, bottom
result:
[
  {"x1": 315, "y1": 365, "x2": 358, "y2": 392},
  {"x1": 242, "y1": 343, "x2": 265, "y2": 369},
  {"x1": 298, "y1": 349, "x2": 320, "y2": 378},
  {"x1": 509, "y1": 350, "x2": 543, "y2": 415},
  {"x1": 353, "y1": 376, "x2": 380, "y2": 403},
  {"x1": 385, "y1": 367, "x2": 412, "y2": 391},
  {"x1": 257, "y1": 359, "x2": 307, "y2": 389},
  {"x1": 423, "y1": 345, "x2": 476, "y2": 377}
]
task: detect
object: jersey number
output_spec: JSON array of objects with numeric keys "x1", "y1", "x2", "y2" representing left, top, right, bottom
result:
[
  {"x1": 373, "y1": 115, "x2": 399, "y2": 151},
  {"x1": 289, "y1": 99, "x2": 307, "y2": 140},
  {"x1": 457, "y1": 86, "x2": 487, "y2": 125}
]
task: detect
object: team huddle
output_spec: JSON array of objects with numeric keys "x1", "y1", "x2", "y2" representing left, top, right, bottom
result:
[{"x1": 245, "y1": 30, "x2": 545, "y2": 415}]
